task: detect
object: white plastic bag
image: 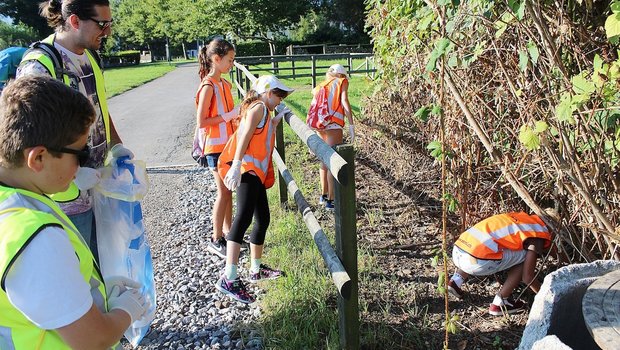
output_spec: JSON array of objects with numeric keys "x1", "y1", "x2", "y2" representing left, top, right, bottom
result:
[{"x1": 93, "y1": 157, "x2": 156, "y2": 347}]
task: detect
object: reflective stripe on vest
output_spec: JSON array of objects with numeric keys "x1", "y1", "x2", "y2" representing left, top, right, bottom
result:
[
  {"x1": 195, "y1": 77, "x2": 235, "y2": 154},
  {"x1": 22, "y1": 35, "x2": 111, "y2": 203},
  {"x1": 325, "y1": 78, "x2": 346, "y2": 127},
  {"x1": 0, "y1": 185, "x2": 107, "y2": 349},
  {"x1": 454, "y1": 212, "x2": 552, "y2": 260},
  {"x1": 218, "y1": 101, "x2": 275, "y2": 188}
]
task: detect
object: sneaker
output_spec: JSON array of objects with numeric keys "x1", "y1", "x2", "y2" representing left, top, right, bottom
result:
[
  {"x1": 215, "y1": 276, "x2": 255, "y2": 304},
  {"x1": 325, "y1": 200, "x2": 335, "y2": 211},
  {"x1": 488, "y1": 298, "x2": 525, "y2": 316},
  {"x1": 207, "y1": 237, "x2": 227, "y2": 258},
  {"x1": 447, "y1": 280, "x2": 464, "y2": 299},
  {"x1": 249, "y1": 264, "x2": 285, "y2": 283},
  {"x1": 319, "y1": 194, "x2": 328, "y2": 205}
]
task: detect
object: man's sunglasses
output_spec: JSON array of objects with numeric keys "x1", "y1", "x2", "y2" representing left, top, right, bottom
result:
[
  {"x1": 87, "y1": 17, "x2": 113, "y2": 31},
  {"x1": 48, "y1": 145, "x2": 91, "y2": 167}
]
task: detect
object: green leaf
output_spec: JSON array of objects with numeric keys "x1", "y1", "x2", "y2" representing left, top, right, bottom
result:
[
  {"x1": 527, "y1": 41, "x2": 539, "y2": 65},
  {"x1": 519, "y1": 124, "x2": 541, "y2": 150},
  {"x1": 534, "y1": 120, "x2": 548, "y2": 133},
  {"x1": 508, "y1": 0, "x2": 525, "y2": 20},
  {"x1": 612, "y1": 1, "x2": 620, "y2": 13},
  {"x1": 425, "y1": 38, "x2": 452, "y2": 72},
  {"x1": 571, "y1": 73, "x2": 596, "y2": 95},
  {"x1": 427, "y1": 140, "x2": 443, "y2": 159},
  {"x1": 555, "y1": 94, "x2": 576, "y2": 124},
  {"x1": 437, "y1": 0, "x2": 451, "y2": 6},
  {"x1": 414, "y1": 106, "x2": 431, "y2": 122},
  {"x1": 605, "y1": 13, "x2": 620, "y2": 39},
  {"x1": 518, "y1": 50, "x2": 529, "y2": 72},
  {"x1": 593, "y1": 54, "x2": 603, "y2": 73},
  {"x1": 495, "y1": 19, "x2": 508, "y2": 38},
  {"x1": 431, "y1": 105, "x2": 442, "y2": 115}
]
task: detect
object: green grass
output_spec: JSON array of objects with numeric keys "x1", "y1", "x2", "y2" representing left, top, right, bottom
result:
[
  {"x1": 104, "y1": 60, "x2": 189, "y2": 97},
  {"x1": 249, "y1": 64, "x2": 378, "y2": 348}
]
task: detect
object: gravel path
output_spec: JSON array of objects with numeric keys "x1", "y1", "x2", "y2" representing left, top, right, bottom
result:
[{"x1": 126, "y1": 166, "x2": 263, "y2": 349}]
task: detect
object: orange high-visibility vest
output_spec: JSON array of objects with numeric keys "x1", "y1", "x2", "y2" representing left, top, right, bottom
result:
[
  {"x1": 455, "y1": 212, "x2": 552, "y2": 260},
  {"x1": 195, "y1": 76, "x2": 235, "y2": 154},
  {"x1": 315, "y1": 77, "x2": 347, "y2": 127},
  {"x1": 218, "y1": 101, "x2": 275, "y2": 188}
]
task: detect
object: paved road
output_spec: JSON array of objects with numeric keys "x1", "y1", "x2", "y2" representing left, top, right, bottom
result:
[{"x1": 108, "y1": 62, "x2": 199, "y2": 167}]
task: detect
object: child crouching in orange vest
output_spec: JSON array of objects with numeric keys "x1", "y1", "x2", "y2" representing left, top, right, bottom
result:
[
  {"x1": 216, "y1": 75, "x2": 293, "y2": 303},
  {"x1": 448, "y1": 212, "x2": 552, "y2": 316}
]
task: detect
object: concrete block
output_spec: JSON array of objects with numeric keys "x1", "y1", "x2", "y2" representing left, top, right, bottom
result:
[
  {"x1": 531, "y1": 335, "x2": 573, "y2": 350},
  {"x1": 518, "y1": 260, "x2": 620, "y2": 350}
]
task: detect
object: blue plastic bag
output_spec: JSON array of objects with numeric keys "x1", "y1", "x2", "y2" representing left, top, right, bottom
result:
[{"x1": 93, "y1": 157, "x2": 156, "y2": 347}]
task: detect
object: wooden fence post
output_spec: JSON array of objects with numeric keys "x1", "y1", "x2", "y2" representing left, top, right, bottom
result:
[
  {"x1": 334, "y1": 144, "x2": 359, "y2": 350},
  {"x1": 291, "y1": 58, "x2": 296, "y2": 80},
  {"x1": 347, "y1": 55, "x2": 353, "y2": 76},
  {"x1": 275, "y1": 117, "x2": 287, "y2": 206},
  {"x1": 311, "y1": 56, "x2": 317, "y2": 89},
  {"x1": 244, "y1": 66, "x2": 251, "y2": 93}
]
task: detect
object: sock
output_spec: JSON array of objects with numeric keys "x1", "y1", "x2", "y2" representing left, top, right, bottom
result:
[
  {"x1": 451, "y1": 272, "x2": 465, "y2": 287},
  {"x1": 250, "y1": 258, "x2": 262, "y2": 273},
  {"x1": 492, "y1": 294, "x2": 505, "y2": 306},
  {"x1": 225, "y1": 263, "x2": 238, "y2": 280}
]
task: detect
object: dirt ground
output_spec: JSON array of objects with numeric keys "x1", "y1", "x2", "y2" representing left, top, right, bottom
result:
[{"x1": 304, "y1": 126, "x2": 542, "y2": 349}]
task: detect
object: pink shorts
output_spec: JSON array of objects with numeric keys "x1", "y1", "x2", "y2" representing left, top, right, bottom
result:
[{"x1": 452, "y1": 246, "x2": 526, "y2": 276}]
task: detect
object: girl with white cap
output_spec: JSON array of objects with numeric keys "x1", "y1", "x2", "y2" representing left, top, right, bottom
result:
[
  {"x1": 215, "y1": 75, "x2": 293, "y2": 303},
  {"x1": 308, "y1": 64, "x2": 354, "y2": 210}
]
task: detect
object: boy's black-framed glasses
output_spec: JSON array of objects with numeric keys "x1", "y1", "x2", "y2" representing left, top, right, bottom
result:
[
  {"x1": 47, "y1": 145, "x2": 90, "y2": 167},
  {"x1": 87, "y1": 17, "x2": 113, "y2": 31}
]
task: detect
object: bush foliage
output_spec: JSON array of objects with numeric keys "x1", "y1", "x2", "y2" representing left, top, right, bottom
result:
[{"x1": 364, "y1": 0, "x2": 620, "y2": 261}]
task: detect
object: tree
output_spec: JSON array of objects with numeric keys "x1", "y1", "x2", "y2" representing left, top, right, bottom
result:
[
  {"x1": 0, "y1": 21, "x2": 38, "y2": 49},
  {"x1": 212, "y1": 0, "x2": 311, "y2": 54},
  {"x1": 0, "y1": 0, "x2": 50, "y2": 36}
]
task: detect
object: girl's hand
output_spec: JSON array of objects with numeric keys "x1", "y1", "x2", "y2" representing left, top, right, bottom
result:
[
  {"x1": 224, "y1": 160, "x2": 242, "y2": 190},
  {"x1": 272, "y1": 105, "x2": 291, "y2": 125},
  {"x1": 348, "y1": 124, "x2": 355, "y2": 144}
]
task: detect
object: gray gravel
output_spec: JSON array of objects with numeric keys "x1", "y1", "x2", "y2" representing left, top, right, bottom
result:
[{"x1": 124, "y1": 166, "x2": 263, "y2": 349}]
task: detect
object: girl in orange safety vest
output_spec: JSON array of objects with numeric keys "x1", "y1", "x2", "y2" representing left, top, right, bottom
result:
[
  {"x1": 447, "y1": 212, "x2": 553, "y2": 316},
  {"x1": 309, "y1": 64, "x2": 354, "y2": 210},
  {"x1": 215, "y1": 75, "x2": 294, "y2": 303},
  {"x1": 195, "y1": 38, "x2": 240, "y2": 259}
]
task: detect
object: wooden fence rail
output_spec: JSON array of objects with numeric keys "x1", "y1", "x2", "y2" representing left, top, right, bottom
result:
[
  {"x1": 234, "y1": 53, "x2": 375, "y2": 89},
  {"x1": 232, "y1": 61, "x2": 360, "y2": 349}
]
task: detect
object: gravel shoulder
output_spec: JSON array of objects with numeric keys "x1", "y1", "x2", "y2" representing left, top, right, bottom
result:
[{"x1": 127, "y1": 167, "x2": 262, "y2": 349}]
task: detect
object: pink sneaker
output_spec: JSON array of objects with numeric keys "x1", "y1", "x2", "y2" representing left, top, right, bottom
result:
[
  {"x1": 447, "y1": 279, "x2": 464, "y2": 299},
  {"x1": 488, "y1": 298, "x2": 525, "y2": 316}
]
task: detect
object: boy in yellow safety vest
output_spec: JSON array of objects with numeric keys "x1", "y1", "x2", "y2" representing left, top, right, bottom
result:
[
  {"x1": 448, "y1": 212, "x2": 552, "y2": 316},
  {"x1": 0, "y1": 76, "x2": 147, "y2": 349}
]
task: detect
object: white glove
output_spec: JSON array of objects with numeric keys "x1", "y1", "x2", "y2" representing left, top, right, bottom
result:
[
  {"x1": 108, "y1": 286, "x2": 147, "y2": 323},
  {"x1": 224, "y1": 160, "x2": 242, "y2": 190},
  {"x1": 221, "y1": 106, "x2": 240, "y2": 122},
  {"x1": 73, "y1": 167, "x2": 100, "y2": 191},
  {"x1": 272, "y1": 105, "x2": 291, "y2": 124},
  {"x1": 105, "y1": 276, "x2": 142, "y2": 298},
  {"x1": 110, "y1": 143, "x2": 134, "y2": 159},
  {"x1": 348, "y1": 124, "x2": 355, "y2": 144}
]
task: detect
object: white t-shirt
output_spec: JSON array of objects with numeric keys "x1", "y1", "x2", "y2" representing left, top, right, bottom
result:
[
  {"x1": 4, "y1": 227, "x2": 93, "y2": 329},
  {"x1": 16, "y1": 42, "x2": 108, "y2": 215}
]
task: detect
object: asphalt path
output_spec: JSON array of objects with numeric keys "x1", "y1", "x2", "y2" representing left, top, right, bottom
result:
[{"x1": 108, "y1": 62, "x2": 199, "y2": 167}]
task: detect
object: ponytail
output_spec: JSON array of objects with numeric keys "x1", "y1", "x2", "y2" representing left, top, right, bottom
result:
[
  {"x1": 197, "y1": 37, "x2": 235, "y2": 80},
  {"x1": 240, "y1": 90, "x2": 260, "y2": 118},
  {"x1": 39, "y1": 0, "x2": 64, "y2": 29}
]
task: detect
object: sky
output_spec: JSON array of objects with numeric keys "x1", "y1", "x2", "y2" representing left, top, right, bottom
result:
[{"x1": 1, "y1": 15, "x2": 11, "y2": 24}]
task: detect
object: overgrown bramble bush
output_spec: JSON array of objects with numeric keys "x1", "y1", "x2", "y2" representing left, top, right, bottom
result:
[{"x1": 365, "y1": 0, "x2": 620, "y2": 261}]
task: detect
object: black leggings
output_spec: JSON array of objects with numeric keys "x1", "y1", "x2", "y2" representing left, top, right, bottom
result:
[{"x1": 226, "y1": 172, "x2": 270, "y2": 245}]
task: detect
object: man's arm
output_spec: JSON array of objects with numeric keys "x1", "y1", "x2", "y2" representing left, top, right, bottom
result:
[{"x1": 108, "y1": 115, "x2": 122, "y2": 146}]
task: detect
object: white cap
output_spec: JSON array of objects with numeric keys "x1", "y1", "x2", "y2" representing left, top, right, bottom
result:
[
  {"x1": 252, "y1": 75, "x2": 294, "y2": 96},
  {"x1": 328, "y1": 64, "x2": 348, "y2": 78}
]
